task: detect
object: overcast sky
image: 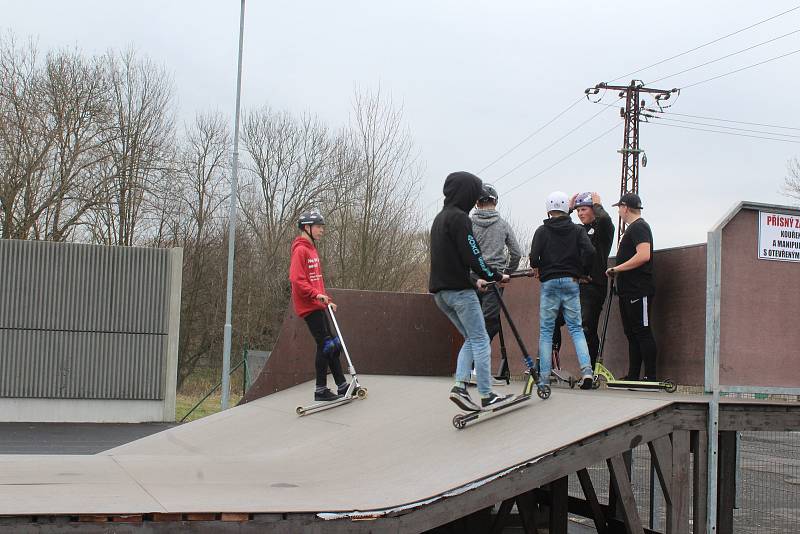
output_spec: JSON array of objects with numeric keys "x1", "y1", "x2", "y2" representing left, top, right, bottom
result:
[{"x1": 4, "y1": 0, "x2": 800, "y2": 250}]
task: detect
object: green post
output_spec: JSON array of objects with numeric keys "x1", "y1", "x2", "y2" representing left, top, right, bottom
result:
[{"x1": 243, "y1": 343, "x2": 249, "y2": 396}]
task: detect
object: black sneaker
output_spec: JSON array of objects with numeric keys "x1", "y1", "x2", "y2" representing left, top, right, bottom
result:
[
  {"x1": 449, "y1": 386, "x2": 479, "y2": 411},
  {"x1": 481, "y1": 392, "x2": 514, "y2": 410},
  {"x1": 314, "y1": 388, "x2": 342, "y2": 402},
  {"x1": 580, "y1": 375, "x2": 594, "y2": 390}
]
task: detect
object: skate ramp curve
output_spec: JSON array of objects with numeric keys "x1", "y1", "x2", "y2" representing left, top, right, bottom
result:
[{"x1": 0, "y1": 375, "x2": 678, "y2": 516}]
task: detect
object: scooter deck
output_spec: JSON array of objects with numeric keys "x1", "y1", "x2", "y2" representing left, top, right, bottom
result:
[
  {"x1": 452, "y1": 393, "x2": 532, "y2": 429},
  {"x1": 604, "y1": 380, "x2": 675, "y2": 393},
  {"x1": 296, "y1": 386, "x2": 368, "y2": 416}
]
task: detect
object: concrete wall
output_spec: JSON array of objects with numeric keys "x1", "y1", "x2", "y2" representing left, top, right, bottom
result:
[
  {"x1": 0, "y1": 240, "x2": 182, "y2": 422},
  {"x1": 718, "y1": 208, "x2": 800, "y2": 388}
]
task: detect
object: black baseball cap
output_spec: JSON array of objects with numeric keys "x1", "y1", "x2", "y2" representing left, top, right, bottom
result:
[{"x1": 612, "y1": 192, "x2": 643, "y2": 209}]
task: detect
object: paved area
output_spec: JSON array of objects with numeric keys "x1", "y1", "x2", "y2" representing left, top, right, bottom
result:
[
  {"x1": 0, "y1": 422, "x2": 175, "y2": 454},
  {"x1": 0, "y1": 375, "x2": 675, "y2": 516}
]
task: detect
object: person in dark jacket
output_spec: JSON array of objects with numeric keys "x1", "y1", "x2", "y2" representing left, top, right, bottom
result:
[
  {"x1": 551, "y1": 192, "x2": 615, "y2": 369},
  {"x1": 530, "y1": 191, "x2": 596, "y2": 389},
  {"x1": 430, "y1": 171, "x2": 512, "y2": 411}
]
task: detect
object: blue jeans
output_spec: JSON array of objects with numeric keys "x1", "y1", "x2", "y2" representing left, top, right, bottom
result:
[
  {"x1": 434, "y1": 289, "x2": 493, "y2": 396},
  {"x1": 538, "y1": 277, "x2": 593, "y2": 385}
]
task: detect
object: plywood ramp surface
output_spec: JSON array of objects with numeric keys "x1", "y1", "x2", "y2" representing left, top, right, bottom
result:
[{"x1": 0, "y1": 375, "x2": 675, "y2": 515}]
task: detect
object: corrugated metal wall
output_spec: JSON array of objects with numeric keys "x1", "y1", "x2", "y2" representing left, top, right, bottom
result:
[{"x1": 0, "y1": 240, "x2": 172, "y2": 400}]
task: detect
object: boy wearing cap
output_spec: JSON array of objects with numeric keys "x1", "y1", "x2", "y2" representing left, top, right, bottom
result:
[
  {"x1": 552, "y1": 192, "x2": 615, "y2": 369},
  {"x1": 290, "y1": 210, "x2": 349, "y2": 402},
  {"x1": 529, "y1": 191, "x2": 596, "y2": 389},
  {"x1": 606, "y1": 193, "x2": 658, "y2": 380}
]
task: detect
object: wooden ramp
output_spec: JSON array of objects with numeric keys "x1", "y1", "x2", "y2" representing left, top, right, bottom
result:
[{"x1": 0, "y1": 376, "x2": 695, "y2": 530}]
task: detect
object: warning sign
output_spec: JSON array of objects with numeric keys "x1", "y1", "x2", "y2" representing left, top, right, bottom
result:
[{"x1": 759, "y1": 211, "x2": 800, "y2": 262}]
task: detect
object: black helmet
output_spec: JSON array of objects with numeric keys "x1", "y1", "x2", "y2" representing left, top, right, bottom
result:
[
  {"x1": 298, "y1": 210, "x2": 325, "y2": 229},
  {"x1": 478, "y1": 183, "x2": 499, "y2": 203}
]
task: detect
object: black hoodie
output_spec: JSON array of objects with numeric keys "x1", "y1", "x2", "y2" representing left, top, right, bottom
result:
[
  {"x1": 429, "y1": 172, "x2": 503, "y2": 293},
  {"x1": 529, "y1": 215, "x2": 595, "y2": 282}
]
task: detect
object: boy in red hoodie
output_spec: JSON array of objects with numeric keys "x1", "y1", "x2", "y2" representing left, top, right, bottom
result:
[{"x1": 289, "y1": 210, "x2": 348, "y2": 402}]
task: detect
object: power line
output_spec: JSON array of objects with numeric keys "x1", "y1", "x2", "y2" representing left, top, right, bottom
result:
[
  {"x1": 422, "y1": 100, "x2": 618, "y2": 213},
  {"x1": 647, "y1": 121, "x2": 800, "y2": 144},
  {"x1": 491, "y1": 99, "x2": 620, "y2": 185},
  {"x1": 608, "y1": 4, "x2": 800, "y2": 82},
  {"x1": 647, "y1": 28, "x2": 800, "y2": 85},
  {"x1": 504, "y1": 122, "x2": 621, "y2": 196},
  {"x1": 644, "y1": 114, "x2": 800, "y2": 138},
  {"x1": 649, "y1": 110, "x2": 800, "y2": 131},
  {"x1": 477, "y1": 96, "x2": 584, "y2": 174},
  {"x1": 681, "y1": 47, "x2": 800, "y2": 89}
]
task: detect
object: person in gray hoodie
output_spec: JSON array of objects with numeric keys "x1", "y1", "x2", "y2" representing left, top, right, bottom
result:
[{"x1": 471, "y1": 183, "x2": 522, "y2": 342}]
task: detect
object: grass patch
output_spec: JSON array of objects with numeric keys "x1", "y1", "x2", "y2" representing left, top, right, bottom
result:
[{"x1": 176, "y1": 365, "x2": 247, "y2": 423}]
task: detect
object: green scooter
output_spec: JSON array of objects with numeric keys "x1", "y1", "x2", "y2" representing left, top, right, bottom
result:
[{"x1": 593, "y1": 279, "x2": 676, "y2": 393}]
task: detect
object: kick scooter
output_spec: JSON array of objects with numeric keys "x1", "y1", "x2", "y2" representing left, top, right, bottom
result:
[
  {"x1": 296, "y1": 304, "x2": 368, "y2": 416},
  {"x1": 453, "y1": 282, "x2": 551, "y2": 430},
  {"x1": 592, "y1": 280, "x2": 676, "y2": 393}
]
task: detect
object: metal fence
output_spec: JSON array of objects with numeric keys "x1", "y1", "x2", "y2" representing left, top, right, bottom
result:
[{"x1": 566, "y1": 391, "x2": 800, "y2": 533}]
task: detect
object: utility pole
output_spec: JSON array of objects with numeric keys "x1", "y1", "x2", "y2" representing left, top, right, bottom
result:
[{"x1": 585, "y1": 80, "x2": 676, "y2": 241}]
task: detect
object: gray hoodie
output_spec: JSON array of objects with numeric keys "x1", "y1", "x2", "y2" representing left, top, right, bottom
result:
[{"x1": 470, "y1": 208, "x2": 522, "y2": 273}]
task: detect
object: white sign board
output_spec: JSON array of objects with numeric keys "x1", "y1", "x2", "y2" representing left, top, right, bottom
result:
[{"x1": 759, "y1": 211, "x2": 800, "y2": 262}]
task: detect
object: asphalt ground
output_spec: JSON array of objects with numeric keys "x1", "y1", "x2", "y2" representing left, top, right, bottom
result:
[{"x1": 0, "y1": 422, "x2": 175, "y2": 454}]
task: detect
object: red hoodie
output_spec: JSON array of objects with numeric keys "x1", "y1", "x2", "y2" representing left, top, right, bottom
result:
[{"x1": 289, "y1": 236, "x2": 327, "y2": 317}]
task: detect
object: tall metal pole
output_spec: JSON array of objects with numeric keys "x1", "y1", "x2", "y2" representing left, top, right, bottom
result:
[{"x1": 222, "y1": 0, "x2": 246, "y2": 410}]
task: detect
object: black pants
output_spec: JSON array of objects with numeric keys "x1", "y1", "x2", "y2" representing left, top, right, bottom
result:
[
  {"x1": 478, "y1": 286, "x2": 504, "y2": 342},
  {"x1": 552, "y1": 284, "x2": 607, "y2": 368},
  {"x1": 303, "y1": 309, "x2": 346, "y2": 389},
  {"x1": 618, "y1": 294, "x2": 657, "y2": 379}
]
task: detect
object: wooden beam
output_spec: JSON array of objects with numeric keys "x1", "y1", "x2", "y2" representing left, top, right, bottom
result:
[
  {"x1": 549, "y1": 477, "x2": 568, "y2": 534},
  {"x1": 607, "y1": 455, "x2": 645, "y2": 534},
  {"x1": 718, "y1": 405, "x2": 800, "y2": 431},
  {"x1": 667, "y1": 430, "x2": 690, "y2": 534},
  {"x1": 568, "y1": 496, "x2": 660, "y2": 534},
  {"x1": 490, "y1": 498, "x2": 515, "y2": 534},
  {"x1": 647, "y1": 435, "x2": 673, "y2": 506},
  {"x1": 692, "y1": 430, "x2": 708, "y2": 534},
  {"x1": 716, "y1": 431, "x2": 737, "y2": 533},
  {"x1": 577, "y1": 468, "x2": 607, "y2": 533},
  {"x1": 516, "y1": 490, "x2": 540, "y2": 534}
]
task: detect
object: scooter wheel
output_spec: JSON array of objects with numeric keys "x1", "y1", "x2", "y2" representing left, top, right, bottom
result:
[
  {"x1": 663, "y1": 379, "x2": 677, "y2": 393},
  {"x1": 537, "y1": 385, "x2": 551, "y2": 400},
  {"x1": 296, "y1": 406, "x2": 305, "y2": 416},
  {"x1": 356, "y1": 387, "x2": 368, "y2": 399},
  {"x1": 452, "y1": 414, "x2": 467, "y2": 430},
  {"x1": 592, "y1": 376, "x2": 602, "y2": 389}
]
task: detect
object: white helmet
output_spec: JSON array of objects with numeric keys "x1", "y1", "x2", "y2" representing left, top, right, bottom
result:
[{"x1": 546, "y1": 191, "x2": 569, "y2": 213}]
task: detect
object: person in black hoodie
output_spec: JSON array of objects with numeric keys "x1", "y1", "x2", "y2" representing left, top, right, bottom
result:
[
  {"x1": 430, "y1": 171, "x2": 512, "y2": 411},
  {"x1": 551, "y1": 192, "x2": 615, "y2": 370},
  {"x1": 529, "y1": 191, "x2": 596, "y2": 389}
]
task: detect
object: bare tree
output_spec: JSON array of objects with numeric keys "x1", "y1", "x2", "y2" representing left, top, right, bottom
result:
[
  {"x1": 89, "y1": 49, "x2": 175, "y2": 246},
  {"x1": 170, "y1": 112, "x2": 230, "y2": 388},
  {"x1": 324, "y1": 89, "x2": 424, "y2": 291},
  {"x1": 783, "y1": 157, "x2": 800, "y2": 204},
  {"x1": 0, "y1": 35, "x2": 113, "y2": 241}
]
